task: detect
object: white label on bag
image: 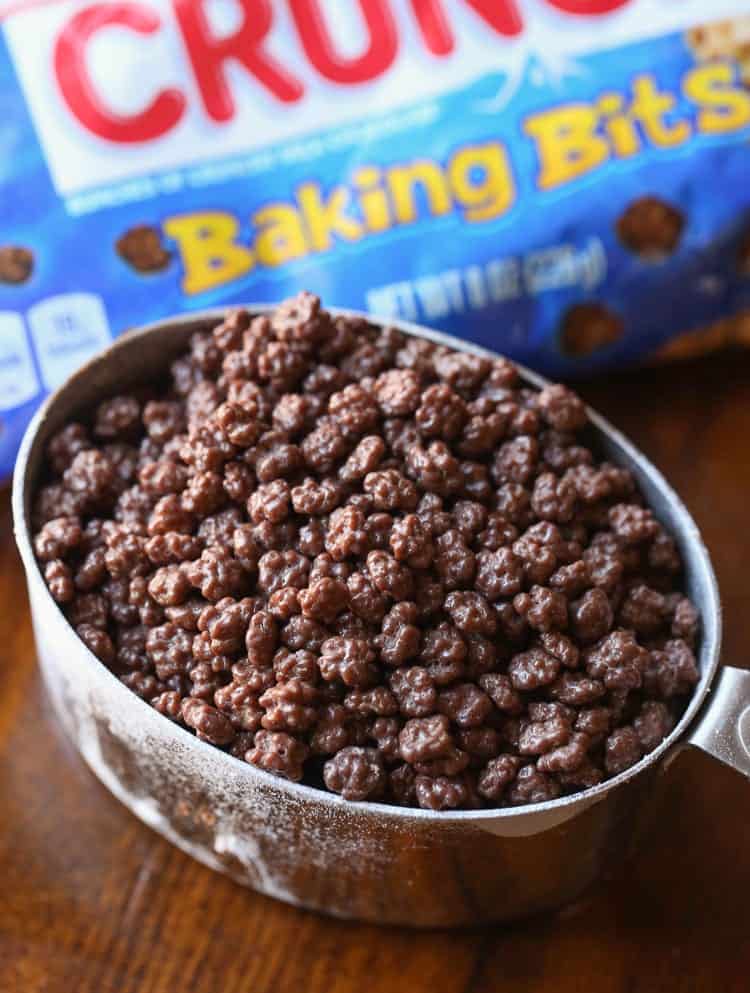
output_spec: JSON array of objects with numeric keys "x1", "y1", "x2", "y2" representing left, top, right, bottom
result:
[
  {"x1": 4, "y1": 0, "x2": 750, "y2": 197},
  {"x1": 0, "y1": 311, "x2": 38, "y2": 410},
  {"x1": 27, "y1": 292, "x2": 111, "y2": 390}
]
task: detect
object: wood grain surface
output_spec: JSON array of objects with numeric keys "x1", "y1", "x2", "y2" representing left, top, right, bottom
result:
[{"x1": 1, "y1": 352, "x2": 749, "y2": 993}]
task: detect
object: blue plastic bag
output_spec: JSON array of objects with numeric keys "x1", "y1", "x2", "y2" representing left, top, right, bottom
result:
[{"x1": 2, "y1": 0, "x2": 750, "y2": 478}]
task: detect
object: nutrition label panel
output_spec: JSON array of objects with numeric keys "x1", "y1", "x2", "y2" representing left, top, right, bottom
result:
[
  {"x1": 0, "y1": 310, "x2": 39, "y2": 411},
  {"x1": 23, "y1": 293, "x2": 112, "y2": 393}
]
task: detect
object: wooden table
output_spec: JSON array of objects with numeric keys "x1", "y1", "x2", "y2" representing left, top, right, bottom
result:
[{"x1": 2, "y1": 352, "x2": 749, "y2": 993}]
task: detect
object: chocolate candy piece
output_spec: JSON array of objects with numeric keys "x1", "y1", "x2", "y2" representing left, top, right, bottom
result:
[
  {"x1": 616, "y1": 195, "x2": 684, "y2": 258},
  {"x1": 0, "y1": 244, "x2": 33, "y2": 284},
  {"x1": 116, "y1": 224, "x2": 171, "y2": 273},
  {"x1": 560, "y1": 302, "x2": 624, "y2": 357}
]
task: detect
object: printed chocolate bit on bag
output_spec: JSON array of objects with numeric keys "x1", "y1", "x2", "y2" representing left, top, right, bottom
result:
[
  {"x1": 0, "y1": 245, "x2": 34, "y2": 285},
  {"x1": 560, "y1": 303, "x2": 624, "y2": 358},
  {"x1": 617, "y1": 196, "x2": 684, "y2": 258},
  {"x1": 116, "y1": 225, "x2": 171, "y2": 274},
  {"x1": 687, "y1": 18, "x2": 750, "y2": 85}
]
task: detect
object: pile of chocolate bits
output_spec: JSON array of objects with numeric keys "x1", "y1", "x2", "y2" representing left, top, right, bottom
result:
[{"x1": 33, "y1": 293, "x2": 700, "y2": 810}]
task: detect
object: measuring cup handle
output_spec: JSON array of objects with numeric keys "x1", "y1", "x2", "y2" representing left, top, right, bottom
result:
[{"x1": 687, "y1": 666, "x2": 750, "y2": 779}]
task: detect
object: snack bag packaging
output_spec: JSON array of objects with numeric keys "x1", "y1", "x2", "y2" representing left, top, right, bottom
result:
[{"x1": 2, "y1": 0, "x2": 750, "y2": 478}]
